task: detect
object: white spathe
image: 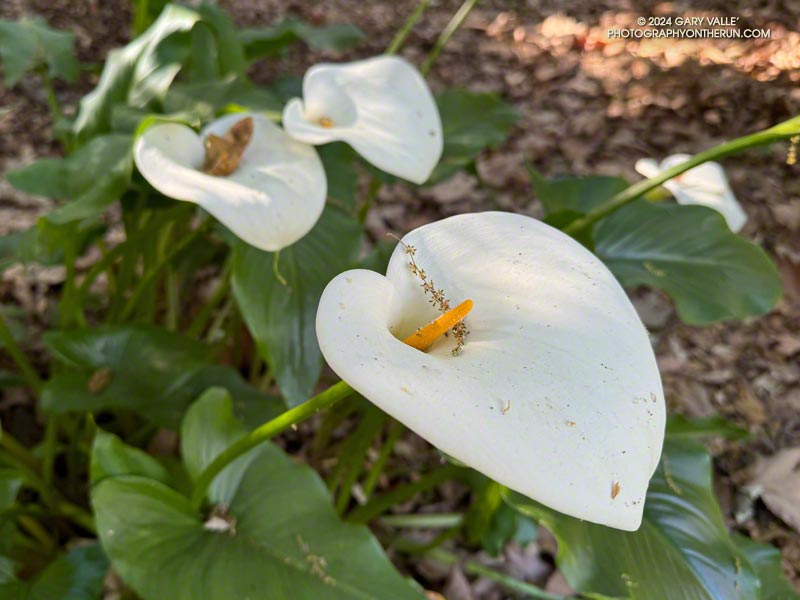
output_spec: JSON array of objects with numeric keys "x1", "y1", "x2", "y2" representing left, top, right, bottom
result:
[
  {"x1": 635, "y1": 154, "x2": 747, "y2": 232},
  {"x1": 133, "y1": 113, "x2": 327, "y2": 252},
  {"x1": 316, "y1": 212, "x2": 665, "y2": 531},
  {"x1": 282, "y1": 55, "x2": 443, "y2": 185}
]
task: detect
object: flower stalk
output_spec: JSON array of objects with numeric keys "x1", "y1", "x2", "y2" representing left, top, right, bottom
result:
[
  {"x1": 420, "y1": 0, "x2": 479, "y2": 75},
  {"x1": 564, "y1": 115, "x2": 800, "y2": 238},
  {"x1": 189, "y1": 380, "x2": 355, "y2": 511},
  {"x1": 385, "y1": 0, "x2": 431, "y2": 55}
]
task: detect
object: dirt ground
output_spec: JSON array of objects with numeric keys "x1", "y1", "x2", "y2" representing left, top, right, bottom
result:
[{"x1": 1, "y1": 0, "x2": 800, "y2": 596}]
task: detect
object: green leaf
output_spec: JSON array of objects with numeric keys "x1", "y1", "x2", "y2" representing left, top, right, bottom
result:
[
  {"x1": 240, "y1": 17, "x2": 364, "y2": 60},
  {"x1": 0, "y1": 544, "x2": 108, "y2": 600},
  {"x1": 0, "y1": 16, "x2": 80, "y2": 86},
  {"x1": 91, "y1": 429, "x2": 171, "y2": 487},
  {"x1": 318, "y1": 143, "x2": 358, "y2": 213},
  {"x1": 0, "y1": 468, "x2": 22, "y2": 555},
  {"x1": 7, "y1": 134, "x2": 133, "y2": 223},
  {"x1": 0, "y1": 219, "x2": 105, "y2": 270},
  {"x1": 528, "y1": 168, "x2": 628, "y2": 226},
  {"x1": 70, "y1": 4, "x2": 202, "y2": 142},
  {"x1": 732, "y1": 533, "x2": 800, "y2": 600},
  {"x1": 162, "y1": 76, "x2": 282, "y2": 121},
  {"x1": 429, "y1": 89, "x2": 518, "y2": 184},
  {"x1": 195, "y1": 5, "x2": 246, "y2": 78},
  {"x1": 92, "y1": 390, "x2": 424, "y2": 600},
  {"x1": 110, "y1": 105, "x2": 201, "y2": 135},
  {"x1": 505, "y1": 440, "x2": 759, "y2": 600},
  {"x1": 180, "y1": 388, "x2": 261, "y2": 503},
  {"x1": 358, "y1": 240, "x2": 395, "y2": 275},
  {"x1": 41, "y1": 325, "x2": 283, "y2": 428},
  {"x1": 666, "y1": 414, "x2": 750, "y2": 442},
  {"x1": 594, "y1": 201, "x2": 782, "y2": 324},
  {"x1": 232, "y1": 207, "x2": 363, "y2": 406}
]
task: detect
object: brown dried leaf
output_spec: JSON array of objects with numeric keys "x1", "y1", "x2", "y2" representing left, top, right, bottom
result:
[{"x1": 750, "y1": 447, "x2": 800, "y2": 533}]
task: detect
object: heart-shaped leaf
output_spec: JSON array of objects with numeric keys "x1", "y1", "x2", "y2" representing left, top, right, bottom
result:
[
  {"x1": 0, "y1": 17, "x2": 79, "y2": 86},
  {"x1": 91, "y1": 389, "x2": 424, "y2": 599},
  {"x1": 239, "y1": 17, "x2": 364, "y2": 60},
  {"x1": 594, "y1": 200, "x2": 782, "y2": 324},
  {"x1": 527, "y1": 168, "x2": 628, "y2": 228},
  {"x1": 7, "y1": 134, "x2": 133, "y2": 223},
  {"x1": 41, "y1": 325, "x2": 283, "y2": 428},
  {"x1": 70, "y1": 4, "x2": 202, "y2": 142},
  {"x1": 232, "y1": 206, "x2": 363, "y2": 406},
  {"x1": 428, "y1": 89, "x2": 518, "y2": 184},
  {"x1": 505, "y1": 439, "x2": 759, "y2": 599}
]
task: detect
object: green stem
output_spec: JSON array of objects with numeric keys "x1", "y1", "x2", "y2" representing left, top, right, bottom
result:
[
  {"x1": 379, "y1": 512, "x2": 463, "y2": 528},
  {"x1": 120, "y1": 221, "x2": 210, "y2": 321},
  {"x1": 189, "y1": 381, "x2": 355, "y2": 511},
  {"x1": 59, "y1": 243, "x2": 86, "y2": 328},
  {"x1": 165, "y1": 269, "x2": 180, "y2": 330},
  {"x1": 386, "y1": 0, "x2": 431, "y2": 55},
  {"x1": 18, "y1": 515, "x2": 56, "y2": 553},
  {"x1": 358, "y1": 177, "x2": 382, "y2": 223},
  {"x1": 362, "y1": 420, "x2": 405, "y2": 497},
  {"x1": 420, "y1": 0, "x2": 479, "y2": 75},
  {"x1": 41, "y1": 417, "x2": 58, "y2": 487},
  {"x1": 0, "y1": 431, "x2": 39, "y2": 471},
  {"x1": 397, "y1": 542, "x2": 566, "y2": 600},
  {"x1": 185, "y1": 258, "x2": 232, "y2": 338},
  {"x1": 0, "y1": 446, "x2": 96, "y2": 534},
  {"x1": 333, "y1": 408, "x2": 387, "y2": 514},
  {"x1": 347, "y1": 464, "x2": 460, "y2": 523},
  {"x1": 564, "y1": 115, "x2": 800, "y2": 237},
  {"x1": 56, "y1": 499, "x2": 96, "y2": 533},
  {"x1": 0, "y1": 314, "x2": 42, "y2": 392},
  {"x1": 272, "y1": 251, "x2": 288, "y2": 287}
]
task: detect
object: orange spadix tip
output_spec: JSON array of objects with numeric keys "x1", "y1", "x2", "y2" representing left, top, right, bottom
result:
[{"x1": 403, "y1": 299, "x2": 473, "y2": 351}]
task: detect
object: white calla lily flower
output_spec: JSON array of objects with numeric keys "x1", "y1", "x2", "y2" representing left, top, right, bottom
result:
[
  {"x1": 133, "y1": 113, "x2": 327, "y2": 252},
  {"x1": 316, "y1": 212, "x2": 665, "y2": 531},
  {"x1": 282, "y1": 55, "x2": 443, "y2": 184},
  {"x1": 635, "y1": 154, "x2": 747, "y2": 232}
]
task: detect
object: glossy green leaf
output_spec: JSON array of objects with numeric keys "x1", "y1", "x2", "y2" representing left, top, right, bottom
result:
[
  {"x1": 41, "y1": 325, "x2": 283, "y2": 428},
  {"x1": 0, "y1": 545, "x2": 108, "y2": 600},
  {"x1": 528, "y1": 168, "x2": 628, "y2": 225},
  {"x1": 7, "y1": 134, "x2": 133, "y2": 223},
  {"x1": 429, "y1": 89, "x2": 518, "y2": 184},
  {"x1": 92, "y1": 390, "x2": 424, "y2": 600},
  {"x1": 70, "y1": 4, "x2": 202, "y2": 142},
  {"x1": 162, "y1": 76, "x2": 282, "y2": 121},
  {"x1": 318, "y1": 143, "x2": 358, "y2": 213},
  {"x1": 240, "y1": 17, "x2": 364, "y2": 60},
  {"x1": 594, "y1": 201, "x2": 782, "y2": 324},
  {"x1": 195, "y1": 4, "x2": 246, "y2": 77},
  {"x1": 666, "y1": 414, "x2": 750, "y2": 442},
  {"x1": 91, "y1": 429, "x2": 171, "y2": 487},
  {"x1": 505, "y1": 440, "x2": 759, "y2": 600},
  {"x1": 0, "y1": 16, "x2": 79, "y2": 86},
  {"x1": 180, "y1": 388, "x2": 260, "y2": 503},
  {"x1": 232, "y1": 207, "x2": 363, "y2": 406},
  {"x1": 733, "y1": 533, "x2": 800, "y2": 600}
]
